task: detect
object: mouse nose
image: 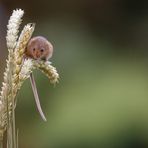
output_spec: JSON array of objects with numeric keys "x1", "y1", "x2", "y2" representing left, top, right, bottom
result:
[{"x1": 34, "y1": 50, "x2": 41, "y2": 59}]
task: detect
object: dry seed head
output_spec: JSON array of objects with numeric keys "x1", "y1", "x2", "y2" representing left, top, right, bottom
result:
[
  {"x1": 13, "y1": 24, "x2": 35, "y2": 85},
  {"x1": 14, "y1": 23, "x2": 35, "y2": 68},
  {"x1": 34, "y1": 60, "x2": 59, "y2": 84},
  {"x1": 0, "y1": 8, "x2": 59, "y2": 138},
  {"x1": 0, "y1": 9, "x2": 26, "y2": 136},
  {"x1": 6, "y1": 9, "x2": 24, "y2": 50},
  {"x1": 19, "y1": 59, "x2": 34, "y2": 81},
  {"x1": 11, "y1": 24, "x2": 35, "y2": 100}
]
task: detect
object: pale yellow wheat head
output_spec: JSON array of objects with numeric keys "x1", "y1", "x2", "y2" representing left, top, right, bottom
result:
[{"x1": 0, "y1": 9, "x2": 59, "y2": 141}]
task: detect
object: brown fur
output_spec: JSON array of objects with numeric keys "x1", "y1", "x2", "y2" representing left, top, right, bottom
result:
[{"x1": 25, "y1": 36, "x2": 53, "y2": 61}]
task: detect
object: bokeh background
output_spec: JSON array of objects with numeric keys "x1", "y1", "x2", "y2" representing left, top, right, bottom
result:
[{"x1": 1, "y1": 0, "x2": 148, "y2": 148}]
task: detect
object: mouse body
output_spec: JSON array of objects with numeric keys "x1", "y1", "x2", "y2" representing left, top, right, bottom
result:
[
  {"x1": 25, "y1": 36, "x2": 53, "y2": 61},
  {"x1": 25, "y1": 36, "x2": 54, "y2": 121}
]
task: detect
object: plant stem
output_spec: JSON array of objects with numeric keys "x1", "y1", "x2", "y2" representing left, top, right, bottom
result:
[
  {"x1": 12, "y1": 97, "x2": 16, "y2": 148},
  {"x1": 16, "y1": 130, "x2": 18, "y2": 148},
  {"x1": 0, "y1": 140, "x2": 3, "y2": 148}
]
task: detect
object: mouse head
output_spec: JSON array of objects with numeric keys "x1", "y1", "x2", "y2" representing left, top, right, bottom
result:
[{"x1": 26, "y1": 36, "x2": 53, "y2": 61}]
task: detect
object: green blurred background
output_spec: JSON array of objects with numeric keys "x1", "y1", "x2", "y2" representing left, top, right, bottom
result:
[{"x1": 1, "y1": 0, "x2": 148, "y2": 147}]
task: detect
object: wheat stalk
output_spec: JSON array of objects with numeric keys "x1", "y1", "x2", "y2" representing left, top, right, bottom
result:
[
  {"x1": 34, "y1": 60, "x2": 59, "y2": 84},
  {"x1": 0, "y1": 9, "x2": 24, "y2": 139},
  {"x1": 0, "y1": 8, "x2": 59, "y2": 148}
]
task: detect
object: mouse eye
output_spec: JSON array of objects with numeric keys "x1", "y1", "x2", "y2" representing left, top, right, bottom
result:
[
  {"x1": 40, "y1": 48, "x2": 44, "y2": 52},
  {"x1": 33, "y1": 48, "x2": 35, "y2": 51}
]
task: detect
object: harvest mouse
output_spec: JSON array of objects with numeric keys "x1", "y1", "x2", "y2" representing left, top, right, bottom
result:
[
  {"x1": 25, "y1": 36, "x2": 53, "y2": 121},
  {"x1": 25, "y1": 36, "x2": 53, "y2": 61}
]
